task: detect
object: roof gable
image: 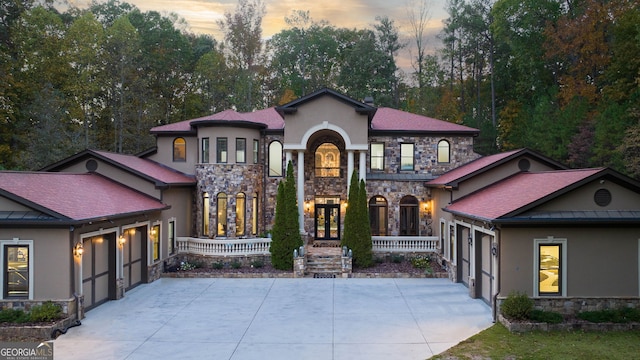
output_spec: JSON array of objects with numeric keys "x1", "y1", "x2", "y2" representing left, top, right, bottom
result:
[
  {"x1": 0, "y1": 172, "x2": 168, "y2": 222},
  {"x1": 42, "y1": 149, "x2": 195, "y2": 186},
  {"x1": 444, "y1": 168, "x2": 604, "y2": 221},
  {"x1": 428, "y1": 148, "x2": 567, "y2": 187},
  {"x1": 275, "y1": 88, "x2": 376, "y2": 117}
]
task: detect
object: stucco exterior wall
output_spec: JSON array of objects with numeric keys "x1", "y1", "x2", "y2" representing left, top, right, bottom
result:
[
  {"x1": 536, "y1": 179, "x2": 640, "y2": 211},
  {"x1": 196, "y1": 126, "x2": 262, "y2": 164},
  {"x1": 0, "y1": 228, "x2": 71, "y2": 300},
  {"x1": 283, "y1": 97, "x2": 369, "y2": 149},
  {"x1": 148, "y1": 135, "x2": 198, "y2": 175},
  {"x1": 499, "y1": 227, "x2": 639, "y2": 297}
]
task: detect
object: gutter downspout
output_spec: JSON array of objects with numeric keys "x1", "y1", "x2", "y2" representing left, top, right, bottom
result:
[{"x1": 492, "y1": 226, "x2": 501, "y2": 323}]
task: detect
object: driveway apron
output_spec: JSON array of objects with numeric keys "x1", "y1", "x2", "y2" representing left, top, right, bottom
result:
[{"x1": 53, "y1": 278, "x2": 492, "y2": 360}]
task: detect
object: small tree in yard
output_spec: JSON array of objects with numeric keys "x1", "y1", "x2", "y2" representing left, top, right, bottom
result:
[
  {"x1": 270, "y1": 161, "x2": 302, "y2": 270},
  {"x1": 341, "y1": 171, "x2": 373, "y2": 267}
]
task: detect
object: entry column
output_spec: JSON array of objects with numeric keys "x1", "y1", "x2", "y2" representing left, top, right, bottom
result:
[
  {"x1": 359, "y1": 151, "x2": 366, "y2": 182},
  {"x1": 347, "y1": 150, "x2": 354, "y2": 192},
  {"x1": 297, "y1": 151, "x2": 305, "y2": 234}
]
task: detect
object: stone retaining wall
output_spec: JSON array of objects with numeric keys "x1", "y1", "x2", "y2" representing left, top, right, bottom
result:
[{"x1": 498, "y1": 314, "x2": 640, "y2": 333}]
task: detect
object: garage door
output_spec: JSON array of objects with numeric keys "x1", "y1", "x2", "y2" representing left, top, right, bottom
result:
[
  {"x1": 123, "y1": 226, "x2": 147, "y2": 290},
  {"x1": 477, "y1": 232, "x2": 494, "y2": 305},
  {"x1": 82, "y1": 234, "x2": 115, "y2": 311},
  {"x1": 459, "y1": 226, "x2": 471, "y2": 287}
]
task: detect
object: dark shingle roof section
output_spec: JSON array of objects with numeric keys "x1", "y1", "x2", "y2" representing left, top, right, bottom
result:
[
  {"x1": 501, "y1": 210, "x2": 640, "y2": 224},
  {"x1": 0, "y1": 172, "x2": 168, "y2": 222}
]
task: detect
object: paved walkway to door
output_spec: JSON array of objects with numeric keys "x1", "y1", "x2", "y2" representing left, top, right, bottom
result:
[{"x1": 53, "y1": 278, "x2": 492, "y2": 360}]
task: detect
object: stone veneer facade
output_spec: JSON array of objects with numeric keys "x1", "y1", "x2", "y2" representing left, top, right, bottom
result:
[{"x1": 193, "y1": 132, "x2": 479, "y2": 239}]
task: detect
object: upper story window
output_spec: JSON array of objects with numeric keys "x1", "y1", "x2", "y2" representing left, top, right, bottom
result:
[
  {"x1": 201, "y1": 138, "x2": 209, "y2": 163},
  {"x1": 217, "y1": 137, "x2": 227, "y2": 163},
  {"x1": 253, "y1": 139, "x2": 259, "y2": 164},
  {"x1": 370, "y1": 143, "x2": 384, "y2": 171},
  {"x1": 236, "y1": 138, "x2": 246, "y2": 163},
  {"x1": 268, "y1": 141, "x2": 283, "y2": 177},
  {"x1": 315, "y1": 143, "x2": 340, "y2": 177},
  {"x1": 438, "y1": 140, "x2": 450, "y2": 163},
  {"x1": 400, "y1": 143, "x2": 414, "y2": 171},
  {"x1": 173, "y1": 138, "x2": 186, "y2": 162}
]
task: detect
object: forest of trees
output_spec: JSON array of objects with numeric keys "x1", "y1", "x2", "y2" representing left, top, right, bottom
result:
[{"x1": 1, "y1": 0, "x2": 638, "y2": 178}]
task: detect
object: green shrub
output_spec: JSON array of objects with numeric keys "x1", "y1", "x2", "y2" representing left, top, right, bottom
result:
[
  {"x1": 529, "y1": 309, "x2": 563, "y2": 324},
  {"x1": 178, "y1": 261, "x2": 196, "y2": 271},
  {"x1": 500, "y1": 291, "x2": 533, "y2": 321},
  {"x1": 0, "y1": 308, "x2": 29, "y2": 323},
  {"x1": 231, "y1": 261, "x2": 242, "y2": 269},
  {"x1": 211, "y1": 262, "x2": 224, "y2": 269},
  {"x1": 29, "y1": 302, "x2": 62, "y2": 323},
  {"x1": 578, "y1": 307, "x2": 640, "y2": 323},
  {"x1": 391, "y1": 254, "x2": 404, "y2": 264},
  {"x1": 410, "y1": 255, "x2": 431, "y2": 269},
  {"x1": 250, "y1": 260, "x2": 264, "y2": 268}
]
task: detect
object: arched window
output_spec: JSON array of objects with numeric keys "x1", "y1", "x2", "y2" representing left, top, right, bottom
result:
[
  {"x1": 400, "y1": 195, "x2": 419, "y2": 236},
  {"x1": 437, "y1": 140, "x2": 450, "y2": 163},
  {"x1": 236, "y1": 193, "x2": 246, "y2": 236},
  {"x1": 315, "y1": 143, "x2": 340, "y2": 177},
  {"x1": 217, "y1": 193, "x2": 227, "y2": 237},
  {"x1": 369, "y1": 196, "x2": 388, "y2": 236},
  {"x1": 203, "y1": 192, "x2": 210, "y2": 236},
  {"x1": 268, "y1": 141, "x2": 283, "y2": 177},
  {"x1": 173, "y1": 138, "x2": 186, "y2": 162}
]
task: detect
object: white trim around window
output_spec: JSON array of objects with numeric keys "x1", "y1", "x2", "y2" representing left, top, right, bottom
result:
[
  {"x1": 1, "y1": 238, "x2": 34, "y2": 300},
  {"x1": 533, "y1": 237, "x2": 567, "y2": 297}
]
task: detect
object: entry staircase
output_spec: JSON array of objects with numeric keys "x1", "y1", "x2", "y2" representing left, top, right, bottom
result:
[{"x1": 306, "y1": 245, "x2": 342, "y2": 278}]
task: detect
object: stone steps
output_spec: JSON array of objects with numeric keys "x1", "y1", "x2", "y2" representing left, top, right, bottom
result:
[{"x1": 305, "y1": 254, "x2": 342, "y2": 277}]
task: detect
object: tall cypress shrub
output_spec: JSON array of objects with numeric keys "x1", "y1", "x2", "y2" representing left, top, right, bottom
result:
[
  {"x1": 354, "y1": 178, "x2": 373, "y2": 267},
  {"x1": 341, "y1": 170, "x2": 360, "y2": 252},
  {"x1": 270, "y1": 161, "x2": 302, "y2": 270}
]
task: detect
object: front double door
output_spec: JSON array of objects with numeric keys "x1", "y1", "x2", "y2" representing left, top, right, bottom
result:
[{"x1": 315, "y1": 204, "x2": 340, "y2": 240}]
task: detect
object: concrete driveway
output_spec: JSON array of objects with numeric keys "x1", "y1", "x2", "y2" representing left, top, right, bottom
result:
[{"x1": 53, "y1": 278, "x2": 492, "y2": 360}]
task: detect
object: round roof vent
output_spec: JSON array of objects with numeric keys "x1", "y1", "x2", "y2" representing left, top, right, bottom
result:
[
  {"x1": 594, "y1": 188, "x2": 611, "y2": 207},
  {"x1": 518, "y1": 158, "x2": 531, "y2": 171},
  {"x1": 86, "y1": 159, "x2": 98, "y2": 172}
]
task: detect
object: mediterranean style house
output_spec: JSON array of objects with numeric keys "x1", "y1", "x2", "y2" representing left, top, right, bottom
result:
[{"x1": 1, "y1": 88, "x2": 639, "y2": 320}]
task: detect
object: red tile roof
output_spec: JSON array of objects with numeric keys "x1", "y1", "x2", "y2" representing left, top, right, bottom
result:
[
  {"x1": 151, "y1": 106, "x2": 474, "y2": 134},
  {"x1": 371, "y1": 107, "x2": 479, "y2": 133},
  {"x1": 93, "y1": 150, "x2": 195, "y2": 185},
  {"x1": 428, "y1": 149, "x2": 524, "y2": 186},
  {"x1": 0, "y1": 172, "x2": 168, "y2": 221},
  {"x1": 445, "y1": 168, "x2": 604, "y2": 220},
  {"x1": 151, "y1": 108, "x2": 284, "y2": 133}
]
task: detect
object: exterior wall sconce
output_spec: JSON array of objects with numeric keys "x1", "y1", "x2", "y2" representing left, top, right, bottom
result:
[
  {"x1": 304, "y1": 201, "x2": 311, "y2": 213},
  {"x1": 118, "y1": 235, "x2": 126, "y2": 247},
  {"x1": 73, "y1": 242, "x2": 84, "y2": 257}
]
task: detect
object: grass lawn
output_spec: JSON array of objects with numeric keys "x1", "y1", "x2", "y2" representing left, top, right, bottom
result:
[{"x1": 432, "y1": 323, "x2": 640, "y2": 360}]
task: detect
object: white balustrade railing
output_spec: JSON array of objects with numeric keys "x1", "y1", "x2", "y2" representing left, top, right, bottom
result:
[
  {"x1": 371, "y1": 236, "x2": 439, "y2": 253},
  {"x1": 176, "y1": 236, "x2": 438, "y2": 256},
  {"x1": 176, "y1": 237, "x2": 271, "y2": 256}
]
